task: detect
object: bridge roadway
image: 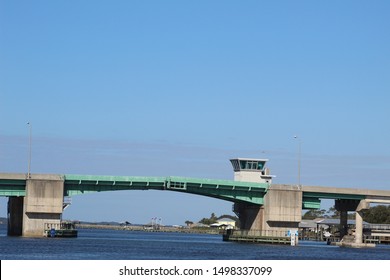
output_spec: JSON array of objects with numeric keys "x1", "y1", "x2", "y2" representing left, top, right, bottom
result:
[{"x1": 1, "y1": 173, "x2": 390, "y2": 209}]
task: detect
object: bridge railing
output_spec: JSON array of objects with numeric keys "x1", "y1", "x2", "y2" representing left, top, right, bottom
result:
[
  {"x1": 44, "y1": 222, "x2": 61, "y2": 230},
  {"x1": 364, "y1": 224, "x2": 390, "y2": 230}
]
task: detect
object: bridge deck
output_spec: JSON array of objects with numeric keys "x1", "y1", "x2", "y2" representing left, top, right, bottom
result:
[
  {"x1": 64, "y1": 174, "x2": 268, "y2": 204},
  {"x1": 0, "y1": 173, "x2": 268, "y2": 204},
  {"x1": 1, "y1": 173, "x2": 390, "y2": 207}
]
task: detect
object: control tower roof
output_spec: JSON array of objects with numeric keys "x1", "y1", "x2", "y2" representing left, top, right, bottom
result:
[{"x1": 231, "y1": 158, "x2": 269, "y2": 162}]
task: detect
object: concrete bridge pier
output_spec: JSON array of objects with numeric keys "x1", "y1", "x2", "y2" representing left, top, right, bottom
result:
[
  {"x1": 233, "y1": 203, "x2": 265, "y2": 231},
  {"x1": 7, "y1": 197, "x2": 24, "y2": 236},
  {"x1": 335, "y1": 199, "x2": 360, "y2": 239},
  {"x1": 7, "y1": 175, "x2": 65, "y2": 237},
  {"x1": 234, "y1": 185, "x2": 302, "y2": 242},
  {"x1": 355, "y1": 200, "x2": 370, "y2": 244},
  {"x1": 335, "y1": 199, "x2": 374, "y2": 247}
]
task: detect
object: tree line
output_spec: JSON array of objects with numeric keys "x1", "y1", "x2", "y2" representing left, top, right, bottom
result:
[
  {"x1": 185, "y1": 213, "x2": 239, "y2": 227},
  {"x1": 188, "y1": 205, "x2": 390, "y2": 227},
  {"x1": 303, "y1": 205, "x2": 390, "y2": 224}
]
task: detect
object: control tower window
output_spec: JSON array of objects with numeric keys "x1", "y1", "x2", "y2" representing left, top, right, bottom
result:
[
  {"x1": 239, "y1": 160, "x2": 264, "y2": 170},
  {"x1": 231, "y1": 160, "x2": 240, "y2": 171}
]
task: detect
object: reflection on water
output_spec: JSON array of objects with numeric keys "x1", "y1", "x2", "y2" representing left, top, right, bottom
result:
[{"x1": 0, "y1": 225, "x2": 389, "y2": 260}]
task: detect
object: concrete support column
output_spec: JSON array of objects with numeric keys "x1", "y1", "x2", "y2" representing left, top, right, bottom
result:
[
  {"x1": 355, "y1": 211, "x2": 363, "y2": 244},
  {"x1": 335, "y1": 199, "x2": 360, "y2": 240},
  {"x1": 22, "y1": 175, "x2": 64, "y2": 237},
  {"x1": 233, "y1": 202, "x2": 265, "y2": 232},
  {"x1": 355, "y1": 200, "x2": 369, "y2": 245},
  {"x1": 339, "y1": 210, "x2": 348, "y2": 239},
  {"x1": 264, "y1": 185, "x2": 302, "y2": 240},
  {"x1": 7, "y1": 197, "x2": 24, "y2": 236}
]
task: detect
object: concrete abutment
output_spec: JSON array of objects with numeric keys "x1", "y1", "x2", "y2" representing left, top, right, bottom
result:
[
  {"x1": 7, "y1": 175, "x2": 65, "y2": 237},
  {"x1": 233, "y1": 185, "x2": 302, "y2": 244}
]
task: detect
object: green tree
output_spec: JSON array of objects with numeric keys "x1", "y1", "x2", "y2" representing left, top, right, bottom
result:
[
  {"x1": 198, "y1": 213, "x2": 241, "y2": 225},
  {"x1": 326, "y1": 206, "x2": 340, "y2": 218},
  {"x1": 362, "y1": 205, "x2": 390, "y2": 224},
  {"x1": 218, "y1": 214, "x2": 239, "y2": 223},
  {"x1": 302, "y1": 209, "x2": 326, "y2": 219},
  {"x1": 198, "y1": 213, "x2": 219, "y2": 225}
]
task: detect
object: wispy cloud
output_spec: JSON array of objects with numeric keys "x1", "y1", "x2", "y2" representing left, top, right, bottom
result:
[{"x1": 1, "y1": 134, "x2": 389, "y2": 190}]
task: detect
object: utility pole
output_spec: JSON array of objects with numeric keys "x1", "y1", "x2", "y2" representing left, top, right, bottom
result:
[
  {"x1": 27, "y1": 122, "x2": 32, "y2": 178},
  {"x1": 294, "y1": 135, "x2": 301, "y2": 187}
]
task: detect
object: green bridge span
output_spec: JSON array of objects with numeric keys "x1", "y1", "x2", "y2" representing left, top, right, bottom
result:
[
  {"x1": 0, "y1": 173, "x2": 382, "y2": 210},
  {"x1": 0, "y1": 174, "x2": 269, "y2": 205},
  {"x1": 65, "y1": 175, "x2": 269, "y2": 205}
]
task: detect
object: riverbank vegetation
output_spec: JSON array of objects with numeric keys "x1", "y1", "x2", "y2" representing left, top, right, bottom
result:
[{"x1": 303, "y1": 205, "x2": 390, "y2": 224}]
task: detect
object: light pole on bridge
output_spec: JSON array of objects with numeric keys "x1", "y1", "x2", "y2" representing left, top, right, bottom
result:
[
  {"x1": 294, "y1": 135, "x2": 301, "y2": 187},
  {"x1": 27, "y1": 122, "x2": 32, "y2": 179}
]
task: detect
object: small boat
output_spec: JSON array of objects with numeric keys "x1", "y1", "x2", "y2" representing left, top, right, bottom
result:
[{"x1": 45, "y1": 222, "x2": 78, "y2": 238}]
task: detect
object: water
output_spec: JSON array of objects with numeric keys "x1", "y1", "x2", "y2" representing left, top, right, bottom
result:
[{"x1": 1, "y1": 224, "x2": 390, "y2": 260}]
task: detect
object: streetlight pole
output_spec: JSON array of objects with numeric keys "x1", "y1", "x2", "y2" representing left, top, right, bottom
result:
[
  {"x1": 27, "y1": 122, "x2": 32, "y2": 178},
  {"x1": 294, "y1": 135, "x2": 301, "y2": 187}
]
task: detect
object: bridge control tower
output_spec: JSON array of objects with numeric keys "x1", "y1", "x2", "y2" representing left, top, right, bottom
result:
[
  {"x1": 230, "y1": 158, "x2": 275, "y2": 183},
  {"x1": 230, "y1": 158, "x2": 302, "y2": 243}
]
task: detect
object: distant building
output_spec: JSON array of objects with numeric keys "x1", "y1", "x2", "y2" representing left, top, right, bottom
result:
[
  {"x1": 192, "y1": 223, "x2": 209, "y2": 228},
  {"x1": 210, "y1": 218, "x2": 236, "y2": 229},
  {"x1": 299, "y1": 218, "x2": 374, "y2": 241}
]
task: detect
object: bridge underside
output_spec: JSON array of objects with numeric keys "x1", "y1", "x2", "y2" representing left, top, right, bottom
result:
[{"x1": 302, "y1": 192, "x2": 366, "y2": 210}]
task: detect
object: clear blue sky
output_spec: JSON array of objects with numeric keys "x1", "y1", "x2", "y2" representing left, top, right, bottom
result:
[{"x1": 1, "y1": 0, "x2": 389, "y2": 225}]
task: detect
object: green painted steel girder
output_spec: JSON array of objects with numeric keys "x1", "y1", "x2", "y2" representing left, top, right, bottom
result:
[
  {"x1": 0, "y1": 186, "x2": 26, "y2": 197},
  {"x1": 0, "y1": 179, "x2": 26, "y2": 197},
  {"x1": 63, "y1": 175, "x2": 268, "y2": 205},
  {"x1": 302, "y1": 197, "x2": 321, "y2": 210},
  {"x1": 303, "y1": 192, "x2": 365, "y2": 201},
  {"x1": 302, "y1": 192, "x2": 366, "y2": 210},
  {"x1": 166, "y1": 176, "x2": 267, "y2": 204},
  {"x1": 64, "y1": 175, "x2": 167, "y2": 196}
]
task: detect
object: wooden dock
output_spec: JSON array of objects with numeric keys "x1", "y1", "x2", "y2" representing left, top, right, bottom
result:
[
  {"x1": 223, "y1": 234, "x2": 290, "y2": 244},
  {"x1": 223, "y1": 229, "x2": 291, "y2": 245}
]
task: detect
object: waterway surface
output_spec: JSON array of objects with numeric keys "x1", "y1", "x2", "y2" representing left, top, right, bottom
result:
[{"x1": 1, "y1": 225, "x2": 389, "y2": 260}]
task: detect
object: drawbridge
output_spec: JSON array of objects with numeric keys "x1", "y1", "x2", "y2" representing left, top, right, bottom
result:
[{"x1": 1, "y1": 157, "x2": 390, "y2": 246}]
